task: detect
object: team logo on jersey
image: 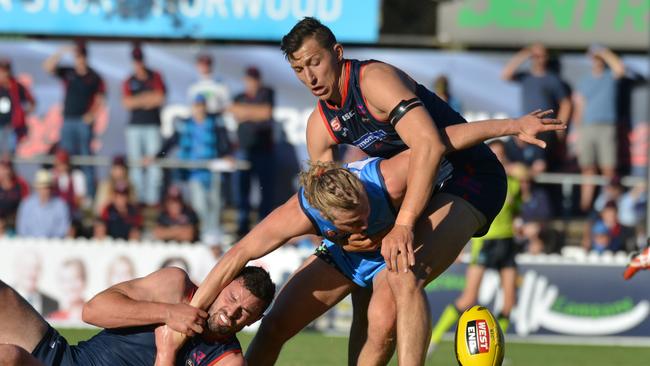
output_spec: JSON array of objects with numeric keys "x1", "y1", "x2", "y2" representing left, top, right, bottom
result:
[
  {"x1": 466, "y1": 319, "x2": 490, "y2": 355},
  {"x1": 330, "y1": 117, "x2": 342, "y2": 131}
]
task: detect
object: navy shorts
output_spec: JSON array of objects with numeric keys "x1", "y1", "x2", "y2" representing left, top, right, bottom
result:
[
  {"x1": 315, "y1": 240, "x2": 385, "y2": 288},
  {"x1": 31, "y1": 326, "x2": 75, "y2": 366},
  {"x1": 440, "y1": 157, "x2": 507, "y2": 237}
]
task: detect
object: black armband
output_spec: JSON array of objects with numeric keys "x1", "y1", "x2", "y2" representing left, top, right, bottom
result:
[{"x1": 388, "y1": 98, "x2": 423, "y2": 126}]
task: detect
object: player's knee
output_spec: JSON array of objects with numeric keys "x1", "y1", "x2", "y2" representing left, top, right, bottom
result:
[
  {"x1": 0, "y1": 344, "x2": 31, "y2": 366},
  {"x1": 386, "y1": 271, "x2": 422, "y2": 296}
]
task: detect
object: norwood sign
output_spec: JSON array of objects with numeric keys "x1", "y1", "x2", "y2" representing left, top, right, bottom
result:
[
  {"x1": 0, "y1": 0, "x2": 379, "y2": 42},
  {"x1": 438, "y1": 0, "x2": 650, "y2": 50}
]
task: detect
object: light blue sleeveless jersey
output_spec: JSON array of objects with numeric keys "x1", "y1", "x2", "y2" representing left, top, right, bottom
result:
[{"x1": 298, "y1": 157, "x2": 395, "y2": 287}]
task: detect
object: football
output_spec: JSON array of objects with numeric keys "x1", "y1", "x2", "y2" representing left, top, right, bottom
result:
[{"x1": 454, "y1": 305, "x2": 505, "y2": 366}]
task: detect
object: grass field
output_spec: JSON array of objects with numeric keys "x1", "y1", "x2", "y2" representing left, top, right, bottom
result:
[{"x1": 59, "y1": 328, "x2": 650, "y2": 365}]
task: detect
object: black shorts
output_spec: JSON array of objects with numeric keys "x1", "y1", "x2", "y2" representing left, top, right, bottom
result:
[
  {"x1": 31, "y1": 326, "x2": 75, "y2": 366},
  {"x1": 474, "y1": 238, "x2": 518, "y2": 270}
]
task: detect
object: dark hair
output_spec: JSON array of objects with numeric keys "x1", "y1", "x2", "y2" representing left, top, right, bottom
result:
[
  {"x1": 235, "y1": 266, "x2": 276, "y2": 310},
  {"x1": 281, "y1": 17, "x2": 337, "y2": 60}
]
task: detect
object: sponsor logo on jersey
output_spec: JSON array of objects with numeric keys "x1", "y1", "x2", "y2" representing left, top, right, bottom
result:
[
  {"x1": 330, "y1": 117, "x2": 342, "y2": 131},
  {"x1": 353, "y1": 130, "x2": 388, "y2": 150},
  {"x1": 466, "y1": 320, "x2": 489, "y2": 355},
  {"x1": 341, "y1": 110, "x2": 356, "y2": 121}
]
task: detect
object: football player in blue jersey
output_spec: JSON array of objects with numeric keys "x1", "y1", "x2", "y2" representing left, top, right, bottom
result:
[
  {"x1": 172, "y1": 112, "x2": 564, "y2": 365},
  {"x1": 0, "y1": 266, "x2": 274, "y2": 366}
]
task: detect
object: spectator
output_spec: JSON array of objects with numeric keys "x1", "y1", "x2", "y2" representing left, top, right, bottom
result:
[
  {"x1": 504, "y1": 136, "x2": 547, "y2": 176},
  {"x1": 512, "y1": 164, "x2": 553, "y2": 254},
  {"x1": 0, "y1": 58, "x2": 35, "y2": 154},
  {"x1": 42, "y1": 41, "x2": 105, "y2": 196},
  {"x1": 187, "y1": 53, "x2": 231, "y2": 117},
  {"x1": 50, "y1": 149, "x2": 86, "y2": 235},
  {"x1": 16, "y1": 170, "x2": 70, "y2": 238},
  {"x1": 94, "y1": 155, "x2": 137, "y2": 215},
  {"x1": 152, "y1": 94, "x2": 231, "y2": 234},
  {"x1": 502, "y1": 43, "x2": 571, "y2": 170},
  {"x1": 586, "y1": 201, "x2": 626, "y2": 254},
  {"x1": 229, "y1": 66, "x2": 275, "y2": 237},
  {"x1": 94, "y1": 182, "x2": 142, "y2": 241},
  {"x1": 122, "y1": 44, "x2": 166, "y2": 206},
  {"x1": 153, "y1": 186, "x2": 199, "y2": 243},
  {"x1": 433, "y1": 75, "x2": 461, "y2": 113},
  {"x1": 572, "y1": 45, "x2": 626, "y2": 212},
  {"x1": 0, "y1": 157, "x2": 29, "y2": 235}
]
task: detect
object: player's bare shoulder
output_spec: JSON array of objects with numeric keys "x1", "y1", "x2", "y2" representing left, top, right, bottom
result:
[{"x1": 360, "y1": 62, "x2": 415, "y2": 92}]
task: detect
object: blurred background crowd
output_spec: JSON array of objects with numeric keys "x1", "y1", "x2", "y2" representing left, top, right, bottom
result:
[{"x1": 1, "y1": 39, "x2": 647, "y2": 257}]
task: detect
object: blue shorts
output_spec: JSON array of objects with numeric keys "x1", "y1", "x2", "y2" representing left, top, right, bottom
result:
[
  {"x1": 315, "y1": 240, "x2": 385, "y2": 287},
  {"x1": 31, "y1": 326, "x2": 76, "y2": 366}
]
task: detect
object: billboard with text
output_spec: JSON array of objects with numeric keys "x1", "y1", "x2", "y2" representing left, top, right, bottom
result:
[
  {"x1": 439, "y1": 0, "x2": 650, "y2": 50},
  {"x1": 0, "y1": 0, "x2": 379, "y2": 42}
]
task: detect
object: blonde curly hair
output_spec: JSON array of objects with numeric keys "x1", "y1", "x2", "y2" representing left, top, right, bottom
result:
[{"x1": 298, "y1": 161, "x2": 365, "y2": 222}]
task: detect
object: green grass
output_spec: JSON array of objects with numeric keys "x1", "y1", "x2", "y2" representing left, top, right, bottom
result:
[{"x1": 58, "y1": 328, "x2": 650, "y2": 366}]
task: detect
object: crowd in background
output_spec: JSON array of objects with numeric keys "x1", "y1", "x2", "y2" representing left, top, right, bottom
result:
[{"x1": 0, "y1": 41, "x2": 647, "y2": 256}]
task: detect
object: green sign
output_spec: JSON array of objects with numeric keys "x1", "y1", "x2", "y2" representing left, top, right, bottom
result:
[{"x1": 439, "y1": 0, "x2": 649, "y2": 49}]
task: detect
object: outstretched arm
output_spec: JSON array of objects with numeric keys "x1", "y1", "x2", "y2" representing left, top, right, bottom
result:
[
  {"x1": 190, "y1": 195, "x2": 316, "y2": 311},
  {"x1": 154, "y1": 196, "x2": 316, "y2": 361},
  {"x1": 442, "y1": 109, "x2": 566, "y2": 152}
]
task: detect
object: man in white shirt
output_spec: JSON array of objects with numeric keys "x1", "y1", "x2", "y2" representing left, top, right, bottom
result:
[{"x1": 187, "y1": 54, "x2": 231, "y2": 117}]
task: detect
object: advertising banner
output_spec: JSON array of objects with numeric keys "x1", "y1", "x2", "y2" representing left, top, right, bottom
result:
[
  {"x1": 426, "y1": 261, "x2": 650, "y2": 338},
  {"x1": 0, "y1": 0, "x2": 379, "y2": 42},
  {"x1": 1, "y1": 238, "x2": 649, "y2": 341},
  {"x1": 438, "y1": 0, "x2": 650, "y2": 50}
]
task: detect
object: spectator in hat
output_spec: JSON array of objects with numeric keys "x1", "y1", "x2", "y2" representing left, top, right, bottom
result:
[
  {"x1": 151, "y1": 94, "x2": 232, "y2": 235},
  {"x1": 43, "y1": 41, "x2": 105, "y2": 196},
  {"x1": 187, "y1": 53, "x2": 231, "y2": 117},
  {"x1": 229, "y1": 66, "x2": 276, "y2": 236},
  {"x1": 572, "y1": 45, "x2": 626, "y2": 212},
  {"x1": 94, "y1": 155, "x2": 137, "y2": 215},
  {"x1": 0, "y1": 156, "x2": 29, "y2": 236},
  {"x1": 153, "y1": 186, "x2": 199, "y2": 242},
  {"x1": 122, "y1": 44, "x2": 166, "y2": 206},
  {"x1": 0, "y1": 58, "x2": 35, "y2": 154},
  {"x1": 94, "y1": 182, "x2": 142, "y2": 241},
  {"x1": 16, "y1": 170, "x2": 70, "y2": 238}
]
